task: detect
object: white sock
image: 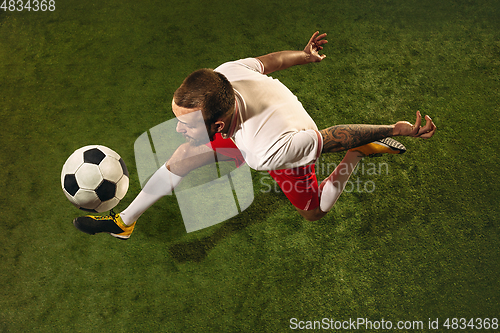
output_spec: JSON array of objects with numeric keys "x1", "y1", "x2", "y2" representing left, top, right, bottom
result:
[
  {"x1": 120, "y1": 164, "x2": 182, "y2": 225},
  {"x1": 319, "y1": 150, "x2": 363, "y2": 213}
]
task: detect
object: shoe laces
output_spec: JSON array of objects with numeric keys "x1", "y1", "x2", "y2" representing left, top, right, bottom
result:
[{"x1": 90, "y1": 210, "x2": 117, "y2": 221}]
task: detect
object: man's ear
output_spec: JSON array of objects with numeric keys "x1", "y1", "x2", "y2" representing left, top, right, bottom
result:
[{"x1": 214, "y1": 120, "x2": 225, "y2": 133}]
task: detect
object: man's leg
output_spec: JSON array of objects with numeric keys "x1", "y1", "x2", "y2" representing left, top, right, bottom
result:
[
  {"x1": 120, "y1": 136, "x2": 243, "y2": 225},
  {"x1": 318, "y1": 150, "x2": 363, "y2": 213},
  {"x1": 118, "y1": 164, "x2": 182, "y2": 226},
  {"x1": 267, "y1": 125, "x2": 403, "y2": 221},
  {"x1": 294, "y1": 150, "x2": 362, "y2": 221},
  {"x1": 297, "y1": 137, "x2": 406, "y2": 221},
  {"x1": 73, "y1": 143, "x2": 220, "y2": 239}
]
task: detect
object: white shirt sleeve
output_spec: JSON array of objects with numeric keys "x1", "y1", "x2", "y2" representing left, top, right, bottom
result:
[
  {"x1": 215, "y1": 58, "x2": 265, "y2": 82},
  {"x1": 233, "y1": 58, "x2": 264, "y2": 74}
]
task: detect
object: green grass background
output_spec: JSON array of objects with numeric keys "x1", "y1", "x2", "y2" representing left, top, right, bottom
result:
[{"x1": 1, "y1": 0, "x2": 499, "y2": 331}]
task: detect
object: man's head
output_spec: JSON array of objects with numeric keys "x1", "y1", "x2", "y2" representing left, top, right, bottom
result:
[{"x1": 173, "y1": 69, "x2": 235, "y2": 145}]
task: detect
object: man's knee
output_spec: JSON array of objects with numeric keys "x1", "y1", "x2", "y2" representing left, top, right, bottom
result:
[{"x1": 167, "y1": 143, "x2": 217, "y2": 177}]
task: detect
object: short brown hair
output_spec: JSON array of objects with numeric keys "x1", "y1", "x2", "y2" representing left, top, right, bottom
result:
[{"x1": 173, "y1": 69, "x2": 235, "y2": 126}]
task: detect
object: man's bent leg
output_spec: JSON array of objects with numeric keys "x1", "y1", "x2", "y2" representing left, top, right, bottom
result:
[
  {"x1": 295, "y1": 206, "x2": 327, "y2": 222},
  {"x1": 120, "y1": 144, "x2": 219, "y2": 225},
  {"x1": 319, "y1": 150, "x2": 363, "y2": 213},
  {"x1": 119, "y1": 164, "x2": 183, "y2": 225},
  {"x1": 295, "y1": 151, "x2": 362, "y2": 221}
]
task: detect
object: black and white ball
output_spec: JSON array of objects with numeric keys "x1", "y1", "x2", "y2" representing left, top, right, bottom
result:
[{"x1": 61, "y1": 145, "x2": 129, "y2": 212}]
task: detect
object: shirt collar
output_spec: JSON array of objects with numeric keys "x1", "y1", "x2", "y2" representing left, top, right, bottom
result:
[{"x1": 222, "y1": 90, "x2": 242, "y2": 139}]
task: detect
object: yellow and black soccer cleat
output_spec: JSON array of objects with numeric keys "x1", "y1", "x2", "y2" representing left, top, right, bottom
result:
[
  {"x1": 73, "y1": 210, "x2": 136, "y2": 240},
  {"x1": 350, "y1": 137, "x2": 406, "y2": 157}
]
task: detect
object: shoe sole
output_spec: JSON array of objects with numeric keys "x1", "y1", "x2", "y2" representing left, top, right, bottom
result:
[
  {"x1": 110, "y1": 233, "x2": 131, "y2": 240},
  {"x1": 380, "y1": 137, "x2": 406, "y2": 153},
  {"x1": 368, "y1": 138, "x2": 406, "y2": 157}
]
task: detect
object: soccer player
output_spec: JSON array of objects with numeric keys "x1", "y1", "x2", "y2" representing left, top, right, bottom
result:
[{"x1": 73, "y1": 31, "x2": 436, "y2": 239}]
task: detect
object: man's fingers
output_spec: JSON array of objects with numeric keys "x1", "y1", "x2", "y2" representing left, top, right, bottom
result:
[
  {"x1": 314, "y1": 37, "x2": 328, "y2": 49},
  {"x1": 308, "y1": 31, "x2": 320, "y2": 45},
  {"x1": 418, "y1": 115, "x2": 433, "y2": 135},
  {"x1": 428, "y1": 122, "x2": 437, "y2": 137},
  {"x1": 418, "y1": 116, "x2": 437, "y2": 138},
  {"x1": 412, "y1": 110, "x2": 422, "y2": 136},
  {"x1": 419, "y1": 126, "x2": 436, "y2": 138},
  {"x1": 310, "y1": 32, "x2": 327, "y2": 46},
  {"x1": 315, "y1": 42, "x2": 327, "y2": 50},
  {"x1": 395, "y1": 111, "x2": 436, "y2": 138},
  {"x1": 314, "y1": 33, "x2": 328, "y2": 42}
]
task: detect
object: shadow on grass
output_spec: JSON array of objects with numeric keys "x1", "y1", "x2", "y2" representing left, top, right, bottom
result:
[{"x1": 167, "y1": 191, "x2": 286, "y2": 263}]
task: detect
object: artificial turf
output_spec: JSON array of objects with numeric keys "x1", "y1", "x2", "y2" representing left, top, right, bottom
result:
[{"x1": 1, "y1": 0, "x2": 499, "y2": 331}]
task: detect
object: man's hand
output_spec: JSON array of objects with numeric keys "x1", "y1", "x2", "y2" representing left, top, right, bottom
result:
[
  {"x1": 257, "y1": 31, "x2": 328, "y2": 74},
  {"x1": 393, "y1": 111, "x2": 437, "y2": 139},
  {"x1": 304, "y1": 31, "x2": 328, "y2": 63}
]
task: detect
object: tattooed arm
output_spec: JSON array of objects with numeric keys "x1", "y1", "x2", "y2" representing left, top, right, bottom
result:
[
  {"x1": 320, "y1": 124, "x2": 394, "y2": 153},
  {"x1": 320, "y1": 111, "x2": 437, "y2": 153}
]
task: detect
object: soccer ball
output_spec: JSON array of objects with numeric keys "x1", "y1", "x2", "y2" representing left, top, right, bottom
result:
[{"x1": 61, "y1": 145, "x2": 129, "y2": 212}]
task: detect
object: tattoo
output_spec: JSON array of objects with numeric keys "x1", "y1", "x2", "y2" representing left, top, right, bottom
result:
[{"x1": 320, "y1": 125, "x2": 394, "y2": 153}]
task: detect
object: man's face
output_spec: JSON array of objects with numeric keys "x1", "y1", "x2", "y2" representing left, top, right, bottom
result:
[{"x1": 172, "y1": 100, "x2": 215, "y2": 146}]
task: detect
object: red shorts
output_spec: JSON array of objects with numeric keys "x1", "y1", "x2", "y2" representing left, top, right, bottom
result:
[
  {"x1": 267, "y1": 165, "x2": 320, "y2": 211},
  {"x1": 208, "y1": 133, "x2": 320, "y2": 211}
]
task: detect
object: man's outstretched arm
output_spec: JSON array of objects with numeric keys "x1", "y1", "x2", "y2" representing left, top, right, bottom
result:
[
  {"x1": 320, "y1": 111, "x2": 437, "y2": 153},
  {"x1": 257, "y1": 31, "x2": 327, "y2": 75}
]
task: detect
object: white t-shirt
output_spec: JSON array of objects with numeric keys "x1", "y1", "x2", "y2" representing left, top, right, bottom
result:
[{"x1": 215, "y1": 58, "x2": 323, "y2": 171}]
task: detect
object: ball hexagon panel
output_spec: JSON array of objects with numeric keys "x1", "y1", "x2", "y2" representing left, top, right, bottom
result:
[
  {"x1": 75, "y1": 163, "x2": 103, "y2": 190},
  {"x1": 99, "y1": 156, "x2": 123, "y2": 183},
  {"x1": 73, "y1": 188, "x2": 101, "y2": 211},
  {"x1": 115, "y1": 175, "x2": 129, "y2": 200},
  {"x1": 119, "y1": 158, "x2": 129, "y2": 177},
  {"x1": 62, "y1": 150, "x2": 85, "y2": 173}
]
